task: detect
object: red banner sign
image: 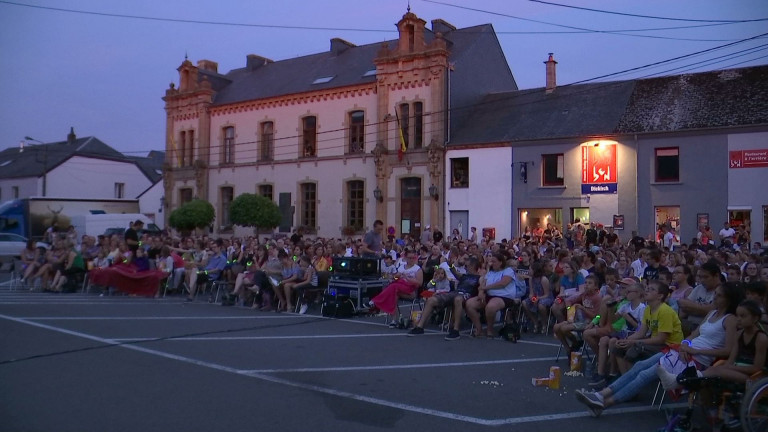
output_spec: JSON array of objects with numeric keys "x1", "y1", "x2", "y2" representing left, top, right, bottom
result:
[
  {"x1": 729, "y1": 149, "x2": 768, "y2": 169},
  {"x1": 582, "y1": 144, "x2": 617, "y2": 184}
]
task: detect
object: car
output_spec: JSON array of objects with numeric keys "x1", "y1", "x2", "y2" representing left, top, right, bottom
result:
[{"x1": 0, "y1": 232, "x2": 28, "y2": 259}]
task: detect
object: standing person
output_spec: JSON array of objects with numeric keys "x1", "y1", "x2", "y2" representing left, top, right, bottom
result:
[
  {"x1": 360, "y1": 219, "x2": 384, "y2": 259},
  {"x1": 468, "y1": 227, "x2": 478, "y2": 244},
  {"x1": 719, "y1": 222, "x2": 736, "y2": 246},
  {"x1": 433, "y1": 227, "x2": 444, "y2": 245},
  {"x1": 124, "y1": 220, "x2": 143, "y2": 255},
  {"x1": 420, "y1": 225, "x2": 432, "y2": 246}
]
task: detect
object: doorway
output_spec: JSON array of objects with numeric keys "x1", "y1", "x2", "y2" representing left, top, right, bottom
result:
[
  {"x1": 400, "y1": 177, "x2": 422, "y2": 240},
  {"x1": 450, "y1": 210, "x2": 468, "y2": 240}
]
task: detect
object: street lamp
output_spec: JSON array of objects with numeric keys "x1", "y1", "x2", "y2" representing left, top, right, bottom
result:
[
  {"x1": 23, "y1": 136, "x2": 48, "y2": 197},
  {"x1": 373, "y1": 186, "x2": 383, "y2": 203}
]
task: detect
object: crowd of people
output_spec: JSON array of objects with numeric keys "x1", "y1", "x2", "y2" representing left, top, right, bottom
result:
[{"x1": 13, "y1": 217, "x2": 768, "y2": 424}]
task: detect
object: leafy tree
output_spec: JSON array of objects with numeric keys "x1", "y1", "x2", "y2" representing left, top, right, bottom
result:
[
  {"x1": 168, "y1": 199, "x2": 215, "y2": 233},
  {"x1": 229, "y1": 193, "x2": 281, "y2": 231}
]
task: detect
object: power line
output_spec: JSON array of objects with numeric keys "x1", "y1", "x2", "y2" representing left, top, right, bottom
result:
[
  {"x1": 527, "y1": 0, "x2": 768, "y2": 23},
  {"x1": 0, "y1": 0, "x2": 756, "y2": 42},
  {"x1": 570, "y1": 31, "x2": 768, "y2": 84},
  {"x1": 421, "y1": 0, "x2": 768, "y2": 42}
]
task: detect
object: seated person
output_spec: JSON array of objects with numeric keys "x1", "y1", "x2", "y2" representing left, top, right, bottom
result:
[
  {"x1": 551, "y1": 260, "x2": 585, "y2": 323},
  {"x1": 284, "y1": 255, "x2": 318, "y2": 314},
  {"x1": 588, "y1": 278, "x2": 646, "y2": 389},
  {"x1": 522, "y1": 259, "x2": 554, "y2": 334},
  {"x1": 420, "y1": 267, "x2": 451, "y2": 299},
  {"x1": 553, "y1": 274, "x2": 602, "y2": 355},
  {"x1": 186, "y1": 239, "x2": 227, "y2": 302},
  {"x1": 380, "y1": 254, "x2": 399, "y2": 282},
  {"x1": 50, "y1": 240, "x2": 86, "y2": 292},
  {"x1": 744, "y1": 282, "x2": 767, "y2": 323},
  {"x1": 465, "y1": 252, "x2": 520, "y2": 338},
  {"x1": 693, "y1": 299, "x2": 766, "y2": 385},
  {"x1": 274, "y1": 251, "x2": 301, "y2": 312},
  {"x1": 574, "y1": 281, "x2": 684, "y2": 417},
  {"x1": 677, "y1": 261, "x2": 720, "y2": 333},
  {"x1": 231, "y1": 245, "x2": 268, "y2": 305},
  {"x1": 599, "y1": 268, "x2": 620, "y2": 299},
  {"x1": 656, "y1": 283, "x2": 741, "y2": 390},
  {"x1": 368, "y1": 250, "x2": 423, "y2": 327},
  {"x1": 407, "y1": 257, "x2": 482, "y2": 340}
]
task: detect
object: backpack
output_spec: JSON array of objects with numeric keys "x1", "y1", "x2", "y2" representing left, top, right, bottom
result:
[{"x1": 498, "y1": 322, "x2": 521, "y2": 343}]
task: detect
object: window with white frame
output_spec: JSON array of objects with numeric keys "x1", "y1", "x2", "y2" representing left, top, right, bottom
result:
[
  {"x1": 655, "y1": 147, "x2": 680, "y2": 182},
  {"x1": 114, "y1": 182, "x2": 125, "y2": 198},
  {"x1": 542, "y1": 154, "x2": 564, "y2": 186}
]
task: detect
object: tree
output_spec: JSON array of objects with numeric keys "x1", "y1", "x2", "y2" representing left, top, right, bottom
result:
[
  {"x1": 229, "y1": 193, "x2": 281, "y2": 232},
  {"x1": 168, "y1": 199, "x2": 215, "y2": 233}
]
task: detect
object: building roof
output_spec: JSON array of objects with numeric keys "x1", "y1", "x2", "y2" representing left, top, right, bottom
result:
[
  {"x1": 616, "y1": 65, "x2": 768, "y2": 133},
  {"x1": 450, "y1": 81, "x2": 636, "y2": 145},
  {"x1": 212, "y1": 22, "x2": 518, "y2": 115},
  {"x1": 0, "y1": 135, "x2": 163, "y2": 183},
  {"x1": 449, "y1": 64, "x2": 768, "y2": 146}
]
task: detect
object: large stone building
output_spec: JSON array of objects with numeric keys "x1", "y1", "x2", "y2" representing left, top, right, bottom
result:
[{"x1": 161, "y1": 10, "x2": 516, "y2": 239}]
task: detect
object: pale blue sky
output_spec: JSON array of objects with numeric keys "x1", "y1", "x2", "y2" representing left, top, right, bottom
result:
[{"x1": 1, "y1": 0, "x2": 766, "y2": 154}]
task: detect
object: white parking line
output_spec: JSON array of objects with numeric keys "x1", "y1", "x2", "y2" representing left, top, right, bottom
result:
[
  {"x1": 113, "y1": 333, "x2": 444, "y2": 341},
  {"x1": 0, "y1": 313, "x2": 681, "y2": 426},
  {"x1": 245, "y1": 356, "x2": 559, "y2": 373}
]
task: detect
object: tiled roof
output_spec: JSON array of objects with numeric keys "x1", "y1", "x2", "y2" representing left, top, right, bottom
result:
[
  {"x1": 449, "y1": 81, "x2": 636, "y2": 145},
  {"x1": 212, "y1": 23, "x2": 518, "y2": 122},
  {"x1": 449, "y1": 64, "x2": 768, "y2": 146},
  {"x1": 0, "y1": 136, "x2": 163, "y2": 183},
  {"x1": 616, "y1": 65, "x2": 768, "y2": 133}
]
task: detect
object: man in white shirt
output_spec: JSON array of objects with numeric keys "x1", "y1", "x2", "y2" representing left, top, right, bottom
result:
[
  {"x1": 718, "y1": 222, "x2": 735, "y2": 245},
  {"x1": 630, "y1": 249, "x2": 648, "y2": 279}
]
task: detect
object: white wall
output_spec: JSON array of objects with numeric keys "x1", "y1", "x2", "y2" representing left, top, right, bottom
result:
[
  {"x1": 444, "y1": 146, "x2": 513, "y2": 240},
  {"x1": 46, "y1": 156, "x2": 151, "y2": 200},
  {"x1": 0, "y1": 177, "x2": 38, "y2": 201},
  {"x1": 138, "y1": 180, "x2": 165, "y2": 229}
]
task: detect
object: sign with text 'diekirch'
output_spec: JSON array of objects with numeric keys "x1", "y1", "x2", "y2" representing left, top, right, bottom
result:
[
  {"x1": 729, "y1": 149, "x2": 768, "y2": 169},
  {"x1": 581, "y1": 144, "x2": 617, "y2": 194}
]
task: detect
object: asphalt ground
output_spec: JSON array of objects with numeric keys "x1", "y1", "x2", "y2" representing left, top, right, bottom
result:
[{"x1": 0, "y1": 273, "x2": 684, "y2": 432}]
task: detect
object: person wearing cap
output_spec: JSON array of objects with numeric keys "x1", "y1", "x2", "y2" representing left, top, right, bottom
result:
[
  {"x1": 124, "y1": 220, "x2": 143, "y2": 254},
  {"x1": 585, "y1": 276, "x2": 646, "y2": 389}
]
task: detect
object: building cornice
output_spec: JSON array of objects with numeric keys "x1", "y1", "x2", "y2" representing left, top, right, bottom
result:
[{"x1": 209, "y1": 84, "x2": 377, "y2": 117}]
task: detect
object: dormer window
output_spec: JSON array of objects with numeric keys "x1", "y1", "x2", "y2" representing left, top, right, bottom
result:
[{"x1": 312, "y1": 76, "x2": 334, "y2": 84}]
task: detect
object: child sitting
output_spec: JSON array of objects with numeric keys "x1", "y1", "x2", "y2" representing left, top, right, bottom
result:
[{"x1": 422, "y1": 267, "x2": 451, "y2": 299}]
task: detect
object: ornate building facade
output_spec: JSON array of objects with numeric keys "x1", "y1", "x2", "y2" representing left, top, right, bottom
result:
[{"x1": 162, "y1": 10, "x2": 516, "y2": 238}]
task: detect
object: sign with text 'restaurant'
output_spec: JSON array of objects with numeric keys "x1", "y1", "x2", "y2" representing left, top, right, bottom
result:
[
  {"x1": 581, "y1": 144, "x2": 617, "y2": 194},
  {"x1": 729, "y1": 149, "x2": 768, "y2": 168}
]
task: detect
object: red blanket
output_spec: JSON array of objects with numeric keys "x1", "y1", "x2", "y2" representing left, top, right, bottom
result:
[{"x1": 89, "y1": 265, "x2": 166, "y2": 297}]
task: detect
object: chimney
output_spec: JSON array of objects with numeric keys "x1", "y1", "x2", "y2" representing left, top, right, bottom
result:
[
  {"x1": 67, "y1": 127, "x2": 76, "y2": 145},
  {"x1": 196, "y1": 59, "x2": 218, "y2": 73},
  {"x1": 330, "y1": 38, "x2": 356, "y2": 55},
  {"x1": 545, "y1": 53, "x2": 557, "y2": 94},
  {"x1": 431, "y1": 19, "x2": 456, "y2": 35},
  {"x1": 246, "y1": 54, "x2": 274, "y2": 71}
]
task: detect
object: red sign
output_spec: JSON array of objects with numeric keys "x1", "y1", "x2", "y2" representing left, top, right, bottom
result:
[
  {"x1": 730, "y1": 149, "x2": 768, "y2": 168},
  {"x1": 582, "y1": 144, "x2": 617, "y2": 184}
]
